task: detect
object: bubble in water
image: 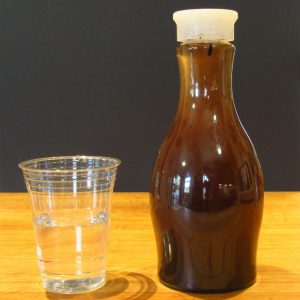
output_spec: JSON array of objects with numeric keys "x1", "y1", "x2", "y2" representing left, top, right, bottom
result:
[
  {"x1": 35, "y1": 213, "x2": 54, "y2": 227},
  {"x1": 92, "y1": 211, "x2": 108, "y2": 224}
]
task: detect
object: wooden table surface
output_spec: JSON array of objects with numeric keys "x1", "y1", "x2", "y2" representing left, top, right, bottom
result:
[{"x1": 0, "y1": 192, "x2": 300, "y2": 300}]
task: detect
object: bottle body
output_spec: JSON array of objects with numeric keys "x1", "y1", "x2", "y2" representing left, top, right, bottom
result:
[{"x1": 150, "y1": 41, "x2": 264, "y2": 292}]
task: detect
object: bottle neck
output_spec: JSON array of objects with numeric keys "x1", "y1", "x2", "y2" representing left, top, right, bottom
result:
[{"x1": 177, "y1": 41, "x2": 235, "y2": 119}]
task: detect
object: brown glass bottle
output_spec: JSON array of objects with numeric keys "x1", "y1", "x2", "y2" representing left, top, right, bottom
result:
[{"x1": 150, "y1": 41, "x2": 264, "y2": 292}]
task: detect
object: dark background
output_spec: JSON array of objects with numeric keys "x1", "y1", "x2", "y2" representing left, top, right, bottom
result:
[{"x1": 0, "y1": 1, "x2": 299, "y2": 192}]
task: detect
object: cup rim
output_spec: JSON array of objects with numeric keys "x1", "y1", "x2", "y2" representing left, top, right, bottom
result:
[{"x1": 18, "y1": 155, "x2": 121, "y2": 173}]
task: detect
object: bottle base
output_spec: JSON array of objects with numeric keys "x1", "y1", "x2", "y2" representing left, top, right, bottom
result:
[{"x1": 159, "y1": 277, "x2": 256, "y2": 293}]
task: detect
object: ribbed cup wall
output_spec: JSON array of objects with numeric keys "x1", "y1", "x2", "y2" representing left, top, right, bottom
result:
[
  {"x1": 20, "y1": 156, "x2": 120, "y2": 193},
  {"x1": 19, "y1": 156, "x2": 121, "y2": 214}
]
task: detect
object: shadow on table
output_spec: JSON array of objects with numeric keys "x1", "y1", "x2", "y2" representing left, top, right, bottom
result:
[{"x1": 46, "y1": 270, "x2": 157, "y2": 300}]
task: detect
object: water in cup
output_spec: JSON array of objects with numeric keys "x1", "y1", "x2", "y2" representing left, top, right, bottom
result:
[{"x1": 34, "y1": 208, "x2": 109, "y2": 293}]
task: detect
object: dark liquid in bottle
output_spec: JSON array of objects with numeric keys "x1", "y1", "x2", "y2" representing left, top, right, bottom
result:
[{"x1": 150, "y1": 42, "x2": 264, "y2": 292}]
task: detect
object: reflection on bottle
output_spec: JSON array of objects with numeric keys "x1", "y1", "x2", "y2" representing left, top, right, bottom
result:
[
  {"x1": 202, "y1": 174, "x2": 209, "y2": 183},
  {"x1": 213, "y1": 114, "x2": 217, "y2": 123},
  {"x1": 172, "y1": 175, "x2": 181, "y2": 207},
  {"x1": 218, "y1": 183, "x2": 233, "y2": 195},
  {"x1": 171, "y1": 173, "x2": 239, "y2": 212},
  {"x1": 184, "y1": 177, "x2": 191, "y2": 192},
  {"x1": 190, "y1": 80, "x2": 200, "y2": 98},
  {"x1": 216, "y1": 144, "x2": 222, "y2": 156},
  {"x1": 183, "y1": 176, "x2": 192, "y2": 208},
  {"x1": 239, "y1": 161, "x2": 256, "y2": 203},
  {"x1": 202, "y1": 174, "x2": 209, "y2": 202},
  {"x1": 160, "y1": 230, "x2": 181, "y2": 279},
  {"x1": 240, "y1": 162, "x2": 253, "y2": 191},
  {"x1": 162, "y1": 232, "x2": 173, "y2": 264},
  {"x1": 154, "y1": 172, "x2": 161, "y2": 200}
]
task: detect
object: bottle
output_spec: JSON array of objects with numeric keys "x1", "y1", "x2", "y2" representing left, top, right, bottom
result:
[{"x1": 150, "y1": 9, "x2": 264, "y2": 292}]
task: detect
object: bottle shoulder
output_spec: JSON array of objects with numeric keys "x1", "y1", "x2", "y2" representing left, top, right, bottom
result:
[
  {"x1": 151, "y1": 118, "x2": 264, "y2": 209},
  {"x1": 154, "y1": 115, "x2": 260, "y2": 174}
]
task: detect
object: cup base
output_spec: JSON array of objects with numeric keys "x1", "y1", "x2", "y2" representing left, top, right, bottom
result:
[{"x1": 43, "y1": 276, "x2": 105, "y2": 294}]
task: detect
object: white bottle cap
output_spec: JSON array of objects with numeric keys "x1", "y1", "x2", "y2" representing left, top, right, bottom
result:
[{"x1": 173, "y1": 9, "x2": 238, "y2": 42}]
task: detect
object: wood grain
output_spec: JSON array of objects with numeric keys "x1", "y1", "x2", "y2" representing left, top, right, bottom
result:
[{"x1": 0, "y1": 192, "x2": 299, "y2": 299}]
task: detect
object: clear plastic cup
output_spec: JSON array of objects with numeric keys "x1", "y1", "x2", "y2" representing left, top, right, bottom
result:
[{"x1": 19, "y1": 156, "x2": 121, "y2": 294}]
